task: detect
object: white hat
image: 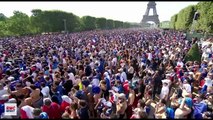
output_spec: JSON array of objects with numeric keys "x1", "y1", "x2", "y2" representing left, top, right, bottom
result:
[
  {"x1": 104, "y1": 72, "x2": 109, "y2": 76},
  {"x1": 8, "y1": 98, "x2": 17, "y2": 103},
  {"x1": 62, "y1": 95, "x2": 72, "y2": 104},
  {"x1": 1, "y1": 94, "x2": 9, "y2": 100},
  {"x1": 7, "y1": 76, "x2": 15, "y2": 81},
  {"x1": 118, "y1": 93, "x2": 126, "y2": 100},
  {"x1": 188, "y1": 72, "x2": 194, "y2": 75},
  {"x1": 5, "y1": 62, "x2": 12, "y2": 66},
  {"x1": 44, "y1": 75, "x2": 48, "y2": 79}
]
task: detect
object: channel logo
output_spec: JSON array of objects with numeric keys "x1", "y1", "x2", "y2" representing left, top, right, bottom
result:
[{"x1": 4, "y1": 103, "x2": 17, "y2": 116}]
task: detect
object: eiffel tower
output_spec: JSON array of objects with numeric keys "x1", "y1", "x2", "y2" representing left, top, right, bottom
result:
[{"x1": 141, "y1": 1, "x2": 160, "y2": 27}]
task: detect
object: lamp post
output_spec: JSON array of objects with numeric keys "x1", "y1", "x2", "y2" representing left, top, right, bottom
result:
[
  {"x1": 63, "y1": 19, "x2": 67, "y2": 33},
  {"x1": 191, "y1": 11, "x2": 199, "y2": 34}
]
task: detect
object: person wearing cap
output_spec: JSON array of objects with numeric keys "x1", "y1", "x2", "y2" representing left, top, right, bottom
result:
[
  {"x1": 41, "y1": 98, "x2": 61, "y2": 119},
  {"x1": 60, "y1": 95, "x2": 72, "y2": 113},
  {"x1": 20, "y1": 105, "x2": 35, "y2": 119},
  {"x1": 39, "y1": 112, "x2": 49, "y2": 119},
  {"x1": 116, "y1": 93, "x2": 127, "y2": 119},
  {"x1": 175, "y1": 97, "x2": 193, "y2": 119}
]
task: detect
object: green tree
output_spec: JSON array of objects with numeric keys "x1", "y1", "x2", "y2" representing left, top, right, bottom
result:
[
  {"x1": 195, "y1": 2, "x2": 213, "y2": 33},
  {"x1": 30, "y1": 10, "x2": 82, "y2": 33},
  {"x1": 96, "y1": 17, "x2": 107, "y2": 29},
  {"x1": 123, "y1": 22, "x2": 131, "y2": 28},
  {"x1": 114, "y1": 20, "x2": 123, "y2": 28},
  {"x1": 170, "y1": 14, "x2": 178, "y2": 29},
  {"x1": 106, "y1": 19, "x2": 114, "y2": 29},
  {"x1": 160, "y1": 21, "x2": 170, "y2": 29},
  {"x1": 81, "y1": 16, "x2": 97, "y2": 31},
  {"x1": 7, "y1": 11, "x2": 32, "y2": 36},
  {"x1": 0, "y1": 13, "x2": 7, "y2": 21},
  {"x1": 175, "y1": 5, "x2": 196, "y2": 30},
  {"x1": 184, "y1": 43, "x2": 201, "y2": 62}
]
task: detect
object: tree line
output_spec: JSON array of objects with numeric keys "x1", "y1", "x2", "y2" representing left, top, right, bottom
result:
[
  {"x1": 170, "y1": 1, "x2": 213, "y2": 33},
  {"x1": 0, "y1": 9, "x2": 140, "y2": 37}
]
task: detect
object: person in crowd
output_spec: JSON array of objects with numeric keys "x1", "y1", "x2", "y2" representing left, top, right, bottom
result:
[{"x1": 0, "y1": 28, "x2": 212, "y2": 119}]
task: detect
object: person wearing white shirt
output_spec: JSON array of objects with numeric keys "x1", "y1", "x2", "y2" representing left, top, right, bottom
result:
[
  {"x1": 111, "y1": 57, "x2": 117, "y2": 67},
  {"x1": 68, "y1": 72, "x2": 75, "y2": 85},
  {"x1": 41, "y1": 83, "x2": 50, "y2": 98},
  {"x1": 182, "y1": 79, "x2": 192, "y2": 93},
  {"x1": 62, "y1": 58, "x2": 67, "y2": 65},
  {"x1": 91, "y1": 77, "x2": 100, "y2": 86},
  {"x1": 160, "y1": 80, "x2": 170, "y2": 100},
  {"x1": 119, "y1": 68, "x2": 127, "y2": 83},
  {"x1": 147, "y1": 52, "x2": 153, "y2": 61},
  {"x1": 204, "y1": 77, "x2": 212, "y2": 87},
  {"x1": 89, "y1": 60, "x2": 95, "y2": 70},
  {"x1": 36, "y1": 62, "x2": 42, "y2": 70},
  {"x1": 177, "y1": 58, "x2": 184, "y2": 68},
  {"x1": 0, "y1": 83, "x2": 9, "y2": 101}
]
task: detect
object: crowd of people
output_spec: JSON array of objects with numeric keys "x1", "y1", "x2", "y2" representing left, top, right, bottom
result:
[{"x1": 0, "y1": 28, "x2": 212, "y2": 119}]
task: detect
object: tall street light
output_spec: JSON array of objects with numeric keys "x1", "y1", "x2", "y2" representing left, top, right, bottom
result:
[
  {"x1": 63, "y1": 19, "x2": 67, "y2": 33},
  {"x1": 191, "y1": 11, "x2": 200, "y2": 34}
]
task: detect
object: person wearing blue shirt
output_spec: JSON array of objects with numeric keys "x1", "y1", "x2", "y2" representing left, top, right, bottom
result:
[
  {"x1": 166, "y1": 107, "x2": 175, "y2": 119},
  {"x1": 105, "y1": 77, "x2": 111, "y2": 91},
  {"x1": 117, "y1": 81, "x2": 124, "y2": 93},
  {"x1": 98, "y1": 58, "x2": 105, "y2": 74}
]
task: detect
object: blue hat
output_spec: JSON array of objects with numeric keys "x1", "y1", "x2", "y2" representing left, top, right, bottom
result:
[
  {"x1": 179, "y1": 97, "x2": 193, "y2": 108},
  {"x1": 39, "y1": 112, "x2": 49, "y2": 119},
  {"x1": 185, "y1": 97, "x2": 193, "y2": 108},
  {"x1": 92, "y1": 86, "x2": 101, "y2": 94},
  {"x1": 82, "y1": 80, "x2": 90, "y2": 87},
  {"x1": 75, "y1": 91, "x2": 83, "y2": 99},
  {"x1": 116, "y1": 75, "x2": 120, "y2": 80}
]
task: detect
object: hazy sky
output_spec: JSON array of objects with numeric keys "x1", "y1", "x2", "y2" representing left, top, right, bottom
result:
[{"x1": 0, "y1": 1, "x2": 199, "y2": 23}]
